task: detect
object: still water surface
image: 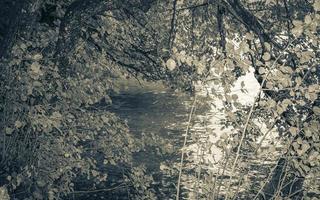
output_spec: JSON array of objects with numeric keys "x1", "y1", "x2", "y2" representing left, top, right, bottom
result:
[{"x1": 73, "y1": 81, "x2": 204, "y2": 200}]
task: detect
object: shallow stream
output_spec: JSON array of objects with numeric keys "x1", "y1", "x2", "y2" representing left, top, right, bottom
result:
[{"x1": 71, "y1": 80, "x2": 206, "y2": 200}]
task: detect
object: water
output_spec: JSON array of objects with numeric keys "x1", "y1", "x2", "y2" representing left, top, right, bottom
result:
[
  {"x1": 66, "y1": 78, "x2": 319, "y2": 199},
  {"x1": 65, "y1": 79, "x2": 274, "y2": 200},
  {"x1": 109, "y1": 85, "x2": 194, "y2": 199},
  {"x1": 71, "y1": 80, "x2": 199, "y2": 199}
]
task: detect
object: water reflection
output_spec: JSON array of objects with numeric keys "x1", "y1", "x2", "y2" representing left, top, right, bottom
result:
[{"x1": 109, "y1": 79, "x2": 195, "y2": 199}]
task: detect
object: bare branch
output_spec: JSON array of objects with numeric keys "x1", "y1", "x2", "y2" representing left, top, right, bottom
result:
[
  {"x1": 217, "y1": 4, "x2": 227, "y2": 57},
  {"x1": 168, "y1": 0, "x2": 178, "y2": 52}
]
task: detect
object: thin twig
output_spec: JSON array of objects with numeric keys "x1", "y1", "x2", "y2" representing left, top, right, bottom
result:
[
  {"x1": 69, "y1": 183, "x2": 130, "y2": 194},
  {"x1": 254, "y1": 120, "x2": 278, "y2": 155},
  {"x1": 169, "y1": 0, "x2": 178, "y2": 52},
  {"x1": 176, "y1": 95, "x2": 197, "y2": 200},
  {"x1": 253, "y1": 141, "x2": 292, "y2": 200},
  {"x1": 252, "y1": 162, "x2": 280, "y2": 200},
  {"x1": 225, "y1": 39, "x2": 295, "y2": 200}
]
